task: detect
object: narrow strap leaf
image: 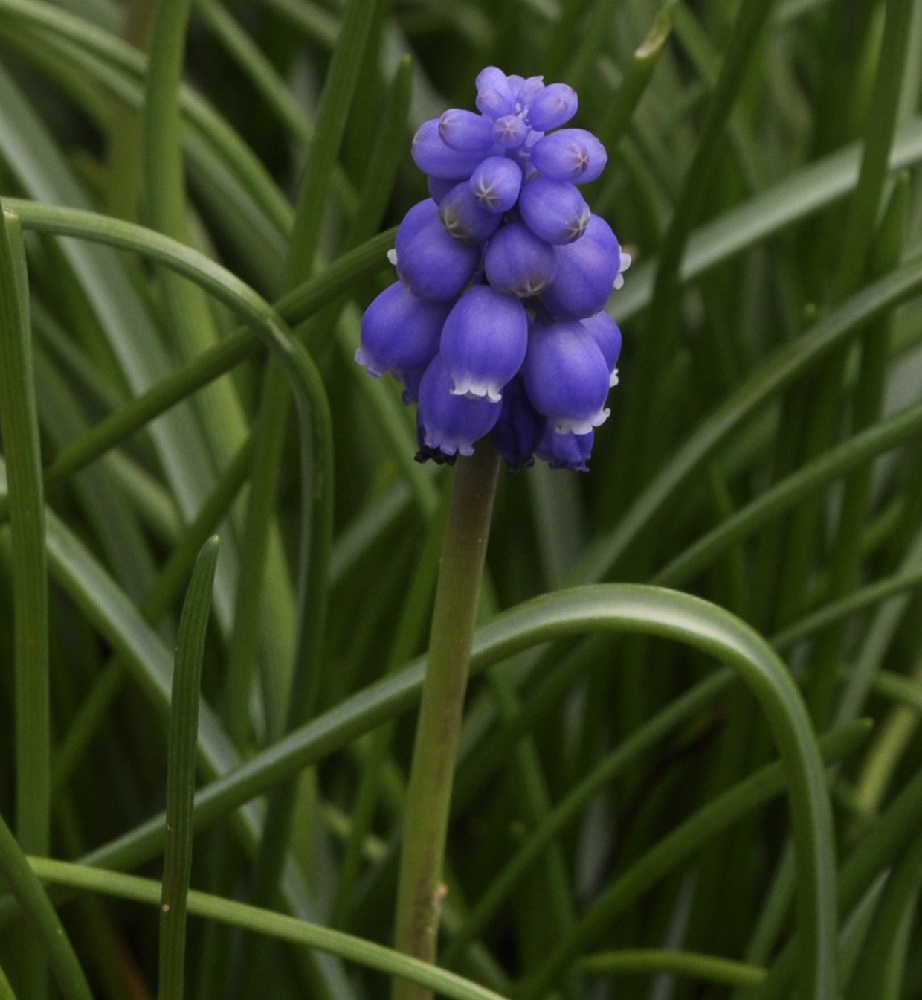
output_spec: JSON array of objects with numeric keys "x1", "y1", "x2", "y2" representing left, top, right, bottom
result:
[{"x1": 159, "y1": 537, "x2": 220, "y2": 1000}]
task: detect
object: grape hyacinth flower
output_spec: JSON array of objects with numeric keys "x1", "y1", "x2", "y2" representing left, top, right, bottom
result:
[{"x1": 357, "y1": 66, "x2": 628, "y2": 471}]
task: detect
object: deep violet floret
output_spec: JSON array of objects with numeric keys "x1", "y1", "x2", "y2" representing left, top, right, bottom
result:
[{"x1": 357, "y1": 66, "x2": 629, "y2": 471}]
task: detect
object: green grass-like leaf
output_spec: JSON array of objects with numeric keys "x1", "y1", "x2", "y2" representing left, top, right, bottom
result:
[
  {"x1": 158, "y1": 537, "x2": 220, "y2": 1000},
  {"x1": 2, "y1": 2, "x2": 922, "y2": 997}
]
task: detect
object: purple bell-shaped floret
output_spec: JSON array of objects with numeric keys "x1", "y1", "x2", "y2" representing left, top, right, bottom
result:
[
  {"x1": 397, "y1": 220, "x2": 480, "y2": 301},
  {"x1": 412, "y1": 118, "x2": 490, "y2": 179},
  {"x1": 438, "y1": 109, "x2": 495, "y2": 152},
  {"x1": 530, "y1": 128, "x2": 607, "y2": 184},
  {"x1": 439, "y1": 286, "x2": 528, "y2": 402},
  {"x1": 518, "y1": 176, "x2": 591, "y2": 244},
  {"x1": 526, "y1": 82, "x2": 578, "y2": 131},
  {"x1": 511, "y1": 74, "x2": 546, "y2": 111},
  {"x1": 439, "y1": 183, "x2": 503, "y2": 243},
  {"x1": 475, "y1": 66, "x2": 517, "y2": 120},
  {"x1": 522, "y1": 319, "x2": 611, "y2": 434},
  {"x1": 583, "y1": 213, "x2": 621, "y2": 257},
  {"x1": 417, "y1": 354, "x2": 503, "y2": 459},
  {"x1": 492, "y1": 115, "x2": 529, "y2": 149},
  {"x1": 469, "y1": 156, "x2": 523, "y2": 213},
  {"x1": 540, "y1": 230, "x2": 620, "y2": 318},
  {"x1": 580, "y1": 311, "x2": 622, "y2": 386},
  {"x1": 395, "y1": 199, "x2": 439, "y2": 259},
  {"x1": 355, "y1": 281, "x2": 451, "y2": 377},
  {"x1": 490, "y1": 375, "x2": 545, "y2": 471},
  {"x1": 483, "y1": 221, "x2": 557, "y2": 298},
  {"x1": 536, "y1": 426, "x2": 594, "y2": 471}
]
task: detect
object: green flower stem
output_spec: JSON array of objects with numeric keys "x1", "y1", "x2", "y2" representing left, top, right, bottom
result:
[
  {"x1": 393, "y1": 443, "x2": 501, "y2": 1000},
  {"x1": 13, "y1": 581, "x2": 835, "y2": 989}
]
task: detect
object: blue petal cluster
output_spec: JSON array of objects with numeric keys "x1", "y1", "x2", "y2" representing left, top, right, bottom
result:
[{"x1": 357, "y1": 67, "x2": 630, "y2": 471}]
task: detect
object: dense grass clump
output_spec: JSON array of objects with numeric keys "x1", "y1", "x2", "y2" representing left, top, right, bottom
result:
[{"x1": 1, "y1": 2, "x2": 922, "y2": 999}]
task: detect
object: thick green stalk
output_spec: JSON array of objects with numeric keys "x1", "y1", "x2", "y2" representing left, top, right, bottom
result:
[{"x1": 393, "y1": 444, "x2": 501, "y2": 1000}]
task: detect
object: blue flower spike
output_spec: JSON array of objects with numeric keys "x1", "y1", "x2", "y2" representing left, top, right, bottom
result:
[{"x1": 357, "y1": 66, "x2": 630, "y2": 471}]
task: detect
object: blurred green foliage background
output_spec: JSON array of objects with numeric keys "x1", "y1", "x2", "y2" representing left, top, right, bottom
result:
[{"x1": 1, "y1": 1, "x2": 922, "y2": 998}]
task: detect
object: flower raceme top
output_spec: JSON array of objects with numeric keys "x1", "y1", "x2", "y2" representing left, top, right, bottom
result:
[{"x1": 356, "y1": 67, "x2": 629, "y2": 472}]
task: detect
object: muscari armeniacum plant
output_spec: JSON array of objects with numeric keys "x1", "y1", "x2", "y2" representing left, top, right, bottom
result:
[
  {"x1": 356, "y1": 68, "x2": 629, "y2": 1000},
  {"x1": 357, "y1": 65, "x2": 629, "y2": 473}
]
